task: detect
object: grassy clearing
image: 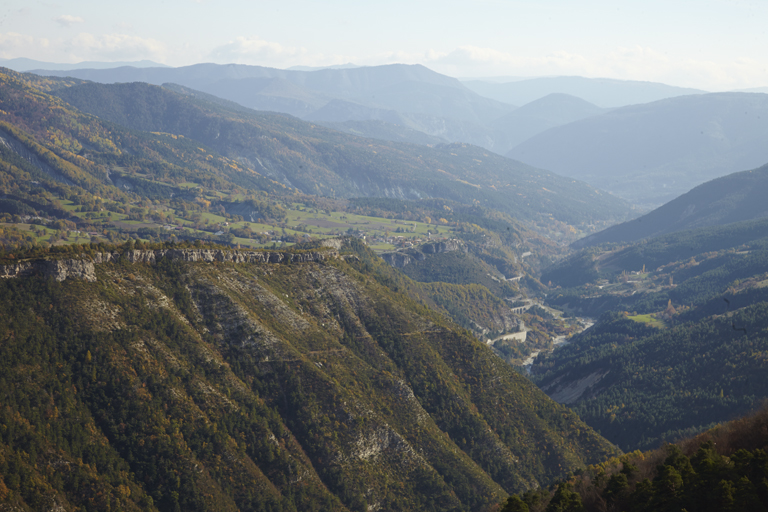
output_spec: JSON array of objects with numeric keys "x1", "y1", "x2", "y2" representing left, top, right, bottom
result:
[
  {"x1": 198, "y1": 212, "x2": 228, "y2": 223},
  {"x1": 3, "y1": 223, "x2": 103, "y2": 246},
  {"x1": 628, "y1": 314, "x2": 667, "y2": 328},
  {"x1": 282, "y1": 204, "x2": 456, "y2": 244},
  {"x1": 60, "y1": 200, "x2": 79, "y2": 212}
]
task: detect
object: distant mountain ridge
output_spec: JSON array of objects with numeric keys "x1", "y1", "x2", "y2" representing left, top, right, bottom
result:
[
  {"x1": 287, "y1": 63, "x2": 360, "y2": 71},
  {"x1": 507, "y1": 92, "x2": 768, "y2": 206},
  {"x1": 490, "y1": 93, "x2": 605, "y2": 151},
  {"x1": 30, "y1": 62, "x2": 502, "y2": 123},
  {"x1": 1, "y1": 68, "x2": 633, "y2": 230},
  {"x1": 2, "y1": 57, "x2": 168, "y2": 71},
  {"x1": 28, "y1": 63, "x2": 735, "y2": 170},
  {"x1": 574, "y1": 162, "x2": 768, "y2": 248},
  {"x1": 462, "y1": 75, "x2": 706, "y2": 108},
  {"x1": 29, "y1": 63, "x2": 613, "y2": 156},
  {"x1": 46, "y1": 79, "x2": 632, "y2": 225}
]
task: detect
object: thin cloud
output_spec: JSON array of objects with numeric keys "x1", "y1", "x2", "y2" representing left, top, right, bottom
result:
[
  {"x1": 65, "y1": 33, "x2": 167, "y2": 62},
  {"x1": 55, "y1": 15, "x2": 85, "y2": 28},
  {"x1": 113, "y1": 22, "x2": 134, "y2": 32},
  {"x1": 200, "y1": 40, "x2": 768, "y2": 89},
  {"x1": 208, "y1": 36, "x2": 308, "y2": 66},
  {"x1": 0, "y1": 32, "x2": 50, "y2": 59},
  {"x1": 405, "y1": 44, "x2": 768, "y2": 90}
]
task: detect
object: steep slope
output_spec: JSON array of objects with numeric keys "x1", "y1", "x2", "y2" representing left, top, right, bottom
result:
[
  {"x1": 507, "y1": 92, "x2": 768, "y2": 206},
  {"x1": 0, "y1": 242, "x2": 619, "y2": 511},
  {"x1": 574, "y1": 162, "x2": 768, "y2": 248},
  {"x1": 315, "y1": 118, "x2": 449, "y2": 146},
  {"x1": 202, "y1": 76, "x2": 331, "y2": 118},
  {"x1": 46, "y1": 78, "x2": 632, "y2": 227},
  {"x1": 463, "y1": 76, "x2": 705, "y2": 108}
]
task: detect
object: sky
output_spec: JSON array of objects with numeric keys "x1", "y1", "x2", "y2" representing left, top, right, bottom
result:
[{"x1": 1, "y1": 0, "x2": 767, "y2": 91}]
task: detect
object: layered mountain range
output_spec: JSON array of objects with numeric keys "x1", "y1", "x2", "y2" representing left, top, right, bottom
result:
[
  {"x1": 461, "y1": 75, "x2": 705, "y2": 109},
  {"x1": 3, "y1": 56, "x2": 768, "y2": 512},
  {"x1": 508, "y1": 92, "x2": 768, "y2": 206},
  {"x1": 30, "y1": 62, "x2": 768, "y2": 207},
  {"x1": 2, "y1": 68, "x2": 631, "y2": 228}
]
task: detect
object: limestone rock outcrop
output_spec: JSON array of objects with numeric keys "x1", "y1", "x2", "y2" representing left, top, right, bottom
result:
[
  {"x1": 380, "y1": 239, "x2": 464, "y2": 268},
  {"x1": 0, "y1": 259, "x2": 97, "y2": 282},
  {"x1": 1, "y1": 248, "x2": 337, "y2": 282}
]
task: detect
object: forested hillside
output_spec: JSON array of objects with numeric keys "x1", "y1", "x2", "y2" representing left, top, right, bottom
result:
[
  {"x1": 536, "y1": 214, "x2": 768, "y2": 452},
  {"x1": 534, "y1": 305, "x2": 768, "y2": 451},
  {"x1": 0, "y1": 241, "x2": 618, "y2": 511},
  {"x1": 501, "y1": 405, "x2": 768, "y2": 512},
  {"x1": 544, "y1": 216, "x2": 768, "y2": 298}
]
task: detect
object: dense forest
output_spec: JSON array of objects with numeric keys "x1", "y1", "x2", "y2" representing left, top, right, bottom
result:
[
  {"x1": 501, "y1": 405, "x2": 768, "y2": 512},
  {"x1": 534, "y1": 306, "x2": 768, "y2": 450},
  {"x1": 535, "y1": 213, "x2": 768, "y2": 452}
]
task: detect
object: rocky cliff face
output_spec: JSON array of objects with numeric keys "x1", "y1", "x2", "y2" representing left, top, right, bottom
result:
[
  {"x1": 0, "y1": 248, "x2": 337, "y2": 282},
  {"x1": 0, "y1": 259, "x2": 97, "y2": 282},
  {"x1": 93, "y1": 248, "x2": 336, "y2": 265},
  {"x1": 380, "y1": 239, "x2": 464, "y2": 268}
]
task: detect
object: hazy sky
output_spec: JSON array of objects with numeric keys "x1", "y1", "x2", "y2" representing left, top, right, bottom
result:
[{"x1": 1, "y1": 0, "x2": 767, "y2": 90}]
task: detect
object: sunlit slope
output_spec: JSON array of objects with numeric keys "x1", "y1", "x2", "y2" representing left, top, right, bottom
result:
[{"x1": 0, "y1": 67, "x2": 288, "y2": 200}]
